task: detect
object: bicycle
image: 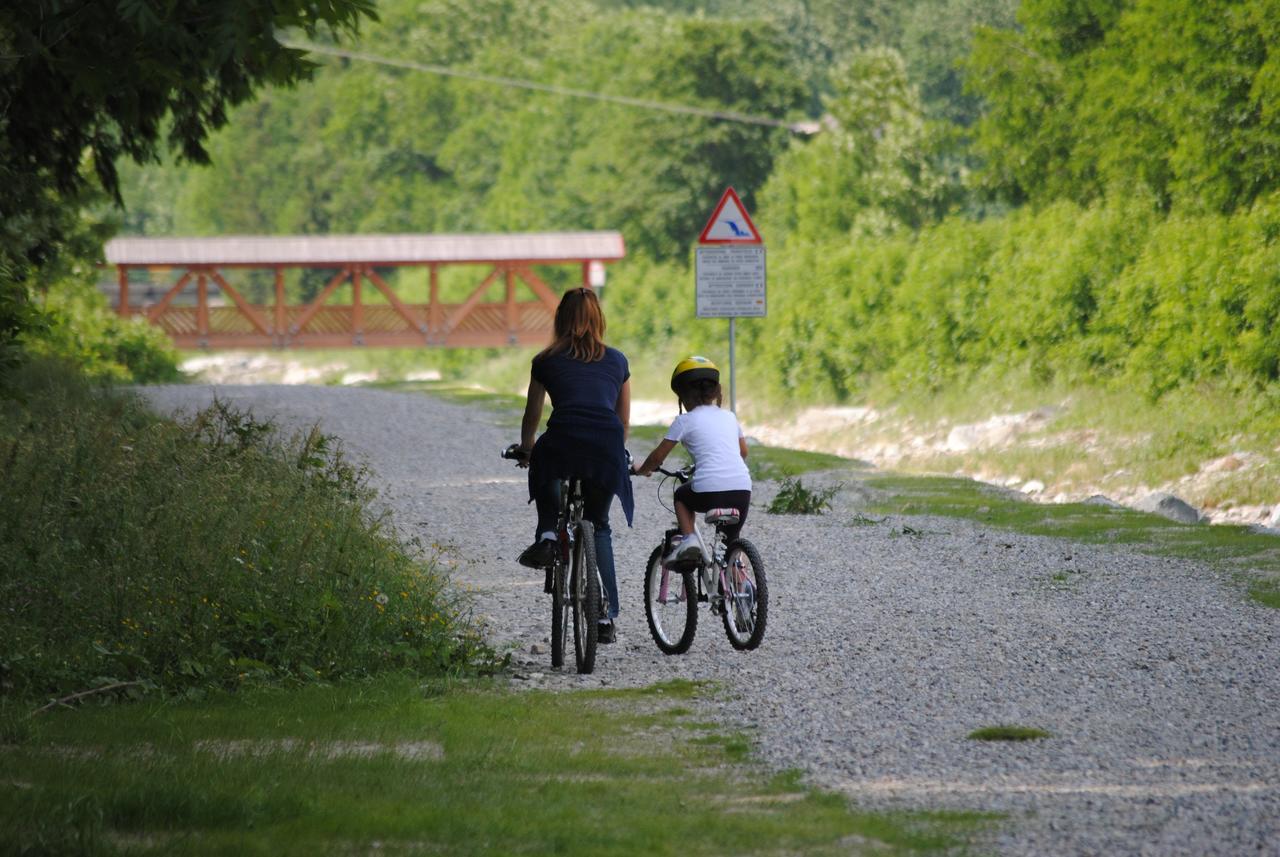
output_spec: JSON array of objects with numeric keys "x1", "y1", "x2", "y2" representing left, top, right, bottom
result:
[
  {"x1": 639, "y1": 465, "x2": 768, "y2": 654},
  {"x1": 502, "y1": 444, "x2": 605, "y2": 673}
]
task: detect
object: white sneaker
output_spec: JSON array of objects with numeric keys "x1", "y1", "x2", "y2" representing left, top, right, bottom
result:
[{"x1": 663, "y1": 534, "x2": 701, "y2": 565}]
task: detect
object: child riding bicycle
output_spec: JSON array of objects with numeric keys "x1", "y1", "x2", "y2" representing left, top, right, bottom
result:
[{"x1": 633, "y1": 356, "x2": 751, "y2": 565}]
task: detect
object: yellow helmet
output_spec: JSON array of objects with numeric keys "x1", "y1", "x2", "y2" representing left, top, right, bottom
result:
[{"x1": 670, "y1": 355, "x2": 720, "y2": 394}]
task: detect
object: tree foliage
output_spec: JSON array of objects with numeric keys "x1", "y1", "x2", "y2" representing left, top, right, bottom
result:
[
  {"x1": 0, "y1": 0, "x2": 375, "y2": 380},
  {"x1": 140, "y1": 0, "x2": 807, "y2": 262},
  {"x1": 760, "y1": 47, "x2": 958, "y2": 245},
  {"x1": 98, "y1": 0, "x2": 1280, "y2": 409},
  {"x1": 967, "y1": 0, "x2": 1280, "y2": 212},
  {"x1": 0, "y1": 0, "x2": 376, "y2": 203},
  {"x1": 743, "y1": 190, "x2": 1280, "y2": 403}
]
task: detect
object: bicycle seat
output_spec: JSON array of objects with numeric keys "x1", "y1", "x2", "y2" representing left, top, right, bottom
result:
[{"x1": 705, "y1": 508, "x2": 740, "y2": 526}]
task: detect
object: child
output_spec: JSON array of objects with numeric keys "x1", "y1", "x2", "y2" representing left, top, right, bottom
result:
[{"x1": 634, "y1": 356, "x2": 751, "y2": 563}]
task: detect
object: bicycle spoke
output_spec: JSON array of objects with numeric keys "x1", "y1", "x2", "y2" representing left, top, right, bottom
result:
[
  {"x1": 721, "y1": 540, "x2": 767, "y2": 650},
  {"x1": 644, "y1": 545, "x2": 697, "y2": 654}
]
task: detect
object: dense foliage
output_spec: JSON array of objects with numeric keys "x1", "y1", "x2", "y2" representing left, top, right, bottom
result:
[
  {"x1": 967, "y1": 0, "x2": 1280, "y2": 212},
  {"x1": 0, "y1": 0, "x2": 376, "y2": 386},
  {"x1": 0, "y1": 363, "x2": 493, "y2": 702},
  {"x1": 110, "y1": 0, "x2": 1280, "y2": 409},
  {"x1": 748, "y1": 191, "x2": 1280, "y2": 402},
  {"x1": 130, "y1": 0, "x2": 810, "y2": 262}
]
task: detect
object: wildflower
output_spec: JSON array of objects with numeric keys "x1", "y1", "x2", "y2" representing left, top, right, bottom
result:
[{"x1": 375, "y1": 593, "x2": 389, "y2": 606}]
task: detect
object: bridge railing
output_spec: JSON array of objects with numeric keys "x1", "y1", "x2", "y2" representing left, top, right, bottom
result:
[{"x1": 104, "y1": 232, "x2": 623, "y2": 349}]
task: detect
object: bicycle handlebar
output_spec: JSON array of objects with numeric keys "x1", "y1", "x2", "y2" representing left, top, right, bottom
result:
[
  {"x1": 634, "y1": 464, "x2": 693, "y2": 482},
  {"x1": 501, "y1": 444, "x2": 530, "y2": 463}
]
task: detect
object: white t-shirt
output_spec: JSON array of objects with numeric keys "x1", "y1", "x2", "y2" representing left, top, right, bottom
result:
[{"x1": 665, "y1": 405, "x2": 752, "y2": 493}]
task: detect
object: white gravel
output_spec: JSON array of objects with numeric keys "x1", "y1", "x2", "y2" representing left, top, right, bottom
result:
[{"x1": 139, "y1": 384, "x2": 1280, "y2": 856}]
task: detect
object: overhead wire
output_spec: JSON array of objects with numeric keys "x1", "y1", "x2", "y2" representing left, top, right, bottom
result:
[{"x1": 283, "y1": 41, "x2": 820, "y2": 135}]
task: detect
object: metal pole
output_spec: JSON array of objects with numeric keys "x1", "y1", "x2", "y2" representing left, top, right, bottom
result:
[{"x1": 728, "y1": 317, "x2": 736, "y2": 413}]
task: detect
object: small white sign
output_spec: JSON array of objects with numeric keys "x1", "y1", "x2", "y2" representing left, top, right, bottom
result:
[{"x1": 696, "y1": 245, "x2": 766, "y2": 318}]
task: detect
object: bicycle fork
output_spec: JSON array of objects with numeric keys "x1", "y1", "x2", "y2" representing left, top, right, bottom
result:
[{"x1": 721, "y1": 554, "x2": 756, "y2": 626}]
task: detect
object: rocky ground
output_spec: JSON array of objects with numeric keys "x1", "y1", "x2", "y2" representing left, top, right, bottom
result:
[
  {"x1": 749, "y1": 404, "x2": 1280, "y2": 530},
  {"x1": 140, "y1": 384, "x2": 1280, "y2": 857}
]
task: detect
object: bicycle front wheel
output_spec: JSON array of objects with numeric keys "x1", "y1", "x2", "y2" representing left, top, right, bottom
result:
[
  {"x1": 571, "y1": 520, "x2": 601, "y2": 674},
  {"x1": 644, "y1": 545, "x2": 697, "y2": 655},
  {"x1": 721, "y1": 539, "x2": 767, "y2": 650}
]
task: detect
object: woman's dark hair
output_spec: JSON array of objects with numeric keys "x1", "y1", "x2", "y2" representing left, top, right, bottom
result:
[{"x1": 538, "y1": 288, "x2": 606, "y2": 362}]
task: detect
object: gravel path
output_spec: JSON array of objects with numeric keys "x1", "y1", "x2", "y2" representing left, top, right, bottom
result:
[{"x1": 140, "y1": 384, "x2": 1280, "y2": 856}]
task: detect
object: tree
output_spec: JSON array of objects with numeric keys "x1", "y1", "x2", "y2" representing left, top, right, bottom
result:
[
  {"x1": 966, "y1": 0, "x2": 1280, "y2": 213},
  {"x1": 0, "y1": 0, "x2": 376, "y2": 369},
  {"x1": 760, "y1": 47, "x2": 953, "y2": 244},
  {"x1": 543, "y1": 15, "x2": 808, "y2": 260}
]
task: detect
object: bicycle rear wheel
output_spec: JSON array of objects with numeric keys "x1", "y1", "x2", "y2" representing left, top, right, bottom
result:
[
  {"x1": 721, "y1": 539, "x2": 767, "y2": 650},
  {"x1": 644, "y1": 545, "x2": 697, "y2": 655},
  {"x1": 550, "y1": 558, "x2": 568, "y2": 668},
  {"x1": 571, "y1": 520, "x2": 601, "y2": 674}
]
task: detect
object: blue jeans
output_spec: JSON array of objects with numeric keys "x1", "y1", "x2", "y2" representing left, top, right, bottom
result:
[{"x1": 535, "y1": 480, "x2": 619, "y2": 620}]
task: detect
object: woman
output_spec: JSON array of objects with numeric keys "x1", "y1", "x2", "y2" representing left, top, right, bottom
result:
[{"x1": 515, "y1": 287, "x2": 631, "y2": 643}]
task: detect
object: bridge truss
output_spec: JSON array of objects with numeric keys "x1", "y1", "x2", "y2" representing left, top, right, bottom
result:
[{"x1": 105, "y1": 232, "x2": 625, "y2": 349}]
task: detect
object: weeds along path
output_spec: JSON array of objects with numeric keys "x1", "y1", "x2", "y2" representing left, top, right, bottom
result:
[{"x1": 140, "y1": 384, "x2": 1280, "y2": 857}]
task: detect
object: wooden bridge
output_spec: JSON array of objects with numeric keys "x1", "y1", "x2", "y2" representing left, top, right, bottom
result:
[{"x1": 105, "y1": 232, "x2": 625, "y2": 349}]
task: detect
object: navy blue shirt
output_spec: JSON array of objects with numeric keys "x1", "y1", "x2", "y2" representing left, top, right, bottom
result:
[
  {"x1": 528, "y1": 346, "x2": 634, "y2": 525},
  {"x1": 532, "y1": 346, "x2": 629, "y2": 422}
]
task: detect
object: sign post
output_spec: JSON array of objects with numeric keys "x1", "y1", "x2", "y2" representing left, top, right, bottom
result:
[{"x1": 695, "y1": 187, "x2": 765, "y2": 413}]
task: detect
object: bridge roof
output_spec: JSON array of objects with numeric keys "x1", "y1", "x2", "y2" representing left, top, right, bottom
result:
[{"x1": 104, "y1": 231, "x2": 626, "y2": 267}]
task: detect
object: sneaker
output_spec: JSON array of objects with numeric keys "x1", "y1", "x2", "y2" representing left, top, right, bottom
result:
[
  {"x1": 518, "y1": 539, "x2": 557, "y2": 569},
  {"x1": 663, "y1": 534, "x2": 701, "y2": 566},
  {"x1": 597, "y1": 620, "x2": 616, "y2": 644}
]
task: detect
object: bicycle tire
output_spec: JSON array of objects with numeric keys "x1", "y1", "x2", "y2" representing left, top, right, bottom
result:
[
  {"x1": 644, "y1": 544, "x2": 698, "y2": 655},
  {"x1": 550, "y1": 557, "x2": 568, "y2": 668},
  {"x1": 572, "y1": 520, "x2": 601, "y2": 673},
  {"x1": 721, "y1": 539, "x2": 767, "y2": 651}
]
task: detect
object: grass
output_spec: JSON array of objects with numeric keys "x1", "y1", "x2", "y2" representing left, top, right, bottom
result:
[
  {"x1": 0, "y1": 361, "x2": 495, "y2": 703},
  {"x1": 864, "y1": 472, "x2": 1280, "y2": 608},
  {"x1": 0, "y1": 675, "x2": 993, "y2": 855},
  {"x1": 967, "y1": 725, "x2": 1052, "y2": 742}
]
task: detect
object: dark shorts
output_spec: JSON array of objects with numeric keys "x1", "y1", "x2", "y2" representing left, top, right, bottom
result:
[{"x1": 673, "y1": 485, "x2": 751, "y2": 540}]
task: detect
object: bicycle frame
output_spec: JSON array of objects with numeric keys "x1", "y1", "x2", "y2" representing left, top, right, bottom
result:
[
  {"x1": 502, "y1": 445, "x2": 606, "y2": 673},
  {"x1": 641, "y1": 463, "x2": 767, "y2": 653},
  {"x1": 658, "y1": 522, "x2": 734, "y2": 612},
  {"x1": 554, "y1": 477, "x2": 584, "y2": 563}
]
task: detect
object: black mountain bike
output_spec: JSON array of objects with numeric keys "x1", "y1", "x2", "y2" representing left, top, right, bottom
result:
[
  {"x1": 503, "y1": 445, "x2": 605, "y2": 673},
  {"x1": 641, "y1": 465, "x2": 767, "y2": 654}
]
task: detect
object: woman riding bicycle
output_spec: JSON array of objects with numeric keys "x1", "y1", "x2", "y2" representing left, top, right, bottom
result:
[{"x1": 514, "y1": 287, "x2": 632, "y2": 644}]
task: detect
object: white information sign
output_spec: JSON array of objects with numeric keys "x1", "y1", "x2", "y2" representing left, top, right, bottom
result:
[{"x1": 695, "y1": 245, "x2": 766, "y2": 318}]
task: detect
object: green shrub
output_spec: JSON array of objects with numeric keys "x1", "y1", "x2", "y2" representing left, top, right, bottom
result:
[
  {"x1": 766, "y1": 477, "x2": 838, "y2": 515},
  {"x1": 23, "y1": 278, "x2": 182, "y2": 384},
  {"x1": 0, "y1": 361, "x2": 494, "y2": 703}
]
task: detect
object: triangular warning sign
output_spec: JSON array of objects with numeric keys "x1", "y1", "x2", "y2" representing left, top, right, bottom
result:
[{"x1": 698, "y1": 187, "x2": 763, "y2": 244}]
